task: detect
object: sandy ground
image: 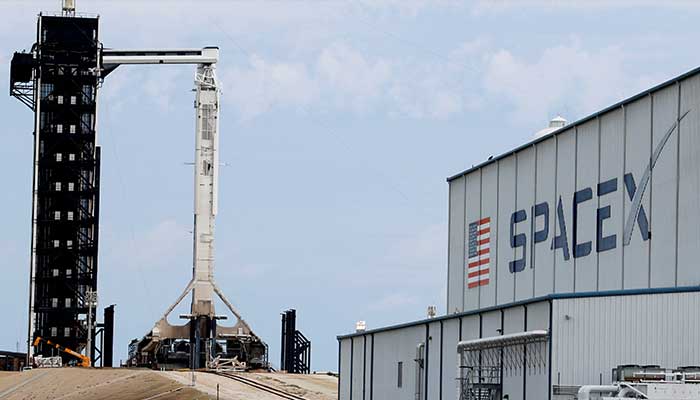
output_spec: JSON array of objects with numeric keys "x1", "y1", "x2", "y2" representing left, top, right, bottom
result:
[
  {"x1": 0, "y1": 368, "x2": 212, "y2": 400},
  {"x1": 162, "y1": 371, "x2": 338, "y2": 400},
  {"x1": 0, "y1": 369, "x2": 337, "y2": 400}
]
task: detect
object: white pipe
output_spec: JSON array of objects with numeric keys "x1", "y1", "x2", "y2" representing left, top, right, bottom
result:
[
  {"x1": 617, "y1": 387, "x2": 635, "y2": 398},
  {"x1": 577, "y1": 385, "x2": 619, "y2": 400},
  {"x1": 414, "y1": 342, "x2": 424, "y2": 400},
  {"x1": 102, "y1": 54, "x2": 217, "y2": 65},
  {"x1": 457, "y1": 330, "x2": 548, "y2": 352},
  {"x1": 102, "y1": 48, "x2": 219, "y2": 66},
  {"x1": 616, "y1": 383, "x2": 648, "y2": 398}
]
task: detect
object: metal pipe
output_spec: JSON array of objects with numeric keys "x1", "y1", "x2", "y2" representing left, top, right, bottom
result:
[
  {"x1": 617, "y1": 387, "x2": 635, "y2": 397},
  {"x1": 457, "y1": 330, "x2": 548, "y2": 352},
  {"x1": 616, "y1": 383, "x2": 648, "y2": 398},
  {"x1": 577, "y1": 385, "x2": 619, "y2": 400},
  {"x1": 414, "y1": 342, "x2": 424, "y2": 400},
  {"x1": 102, "y1": 51, "x2": 217, "y2": 66},
  {"x1": 26, "y1": 14, "x2": 43, "y2": 366}
]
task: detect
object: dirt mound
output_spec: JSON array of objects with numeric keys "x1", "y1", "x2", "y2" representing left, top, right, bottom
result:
[{"x1": 0, "y1": 368, "x2": 212, "y2": 400}]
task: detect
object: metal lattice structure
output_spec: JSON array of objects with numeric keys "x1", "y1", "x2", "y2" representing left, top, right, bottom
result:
[
  {"x1": 281, "y1": 309, "x2": 311, "y2": 374},
  {"x1": 11, "y1": 13, "x2": 101, "y2": 365},
  {"x1": 11, "y1": 2, "x2": 265, "y2": 370},
  {"x1": 457, "y1": 330, "x2": 549, "y2": 400}
]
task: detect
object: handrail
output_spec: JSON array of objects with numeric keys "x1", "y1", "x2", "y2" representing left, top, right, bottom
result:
[{"x1": 457, "y1": 330, "x2": 548, "y2": 352}]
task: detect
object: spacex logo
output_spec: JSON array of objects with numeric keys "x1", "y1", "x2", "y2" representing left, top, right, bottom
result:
[
  {"x1": 622, "y1": 109, "x2": 690, "y2": 245},
  {"x1": 506, "y1": 110, "x2": 690, "y2": 274}
]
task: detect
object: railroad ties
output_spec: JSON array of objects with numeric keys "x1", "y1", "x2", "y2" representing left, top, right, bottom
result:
[{"x1": 213, "y1": 372, "x2": 309, "y2": 400}]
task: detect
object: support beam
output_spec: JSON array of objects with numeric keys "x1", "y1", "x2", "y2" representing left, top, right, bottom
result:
[{"x1": 102, "y1": 48, "x2": 218, "y2": 66}]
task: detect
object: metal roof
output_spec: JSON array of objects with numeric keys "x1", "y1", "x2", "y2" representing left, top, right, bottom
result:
[
  {"x1": 0, "y1": 350, "x2": 26, "y2": 358},
  {"x1": 446, "y1": 64, "x2": 700, "y2": 182},
  {"x1": 337, "y1": 286, "x2": 700, "y2": 340}
]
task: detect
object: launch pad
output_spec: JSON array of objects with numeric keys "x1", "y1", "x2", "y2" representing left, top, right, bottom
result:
[{"x1": 11, "y1": 1, "x2": 267, "y2": 370}]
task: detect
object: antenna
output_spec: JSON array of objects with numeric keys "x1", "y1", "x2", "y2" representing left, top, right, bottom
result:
[{"x1": 62, "y1": 0, "x2": 76, "y2": 16}]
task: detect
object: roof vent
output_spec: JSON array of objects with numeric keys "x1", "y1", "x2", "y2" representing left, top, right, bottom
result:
[
  {"x1": 355, "y1": 321, "x2": 366, "y2": 333},
  {"x1": 534, "y1": 115, "x2": 567, "y2": 139},
  {"x1": 62, "y1": 0, "x2": 76, "y2": 14},
  {"x1": 427, "y1": 305, "x2": 437, "y2": 319}
]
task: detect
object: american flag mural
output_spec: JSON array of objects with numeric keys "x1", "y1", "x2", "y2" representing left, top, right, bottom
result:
[{"x1": 467, "y1": 217, "x2": 491, "y2": 288}]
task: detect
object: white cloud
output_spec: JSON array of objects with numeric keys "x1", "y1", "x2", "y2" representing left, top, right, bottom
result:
[
  {"x1": 219, "y1": 39, "x2": 487, "y2": 120},
  {"x1": 99, "y1": 66, "x2": 189, "y2": 115},
  {"x1": 220, "y1": 34, "x2": 565, "y2": 122},
  {"x1": 1, "y1": 2, "x2": 670, "y2": 125},
  {"x1": 354, "y1": 0, "x2": 465, "y2": 17},
  {"x1": 143, "y1": 68, "x2": 185, "y2": 111},
  {"x1": 221, "y1": 55, "x2": 319, "y2": 120},
  {"x1": 386, "y1": 39, "x2": 486, "y2": 119},
  {"x1": 317, "y1": 43, "x2": 391, "y2": 112},
  {"x1": 388, "y1": 62, "x2": 474, "y2": 119},
  {"x1": 105, "y1": 219, "x2": 191, "y2": 271},
  {"x1": 218, "y1": 36, "x2": 656, "y2": 123},
  {"x1": 220, "y1": 44, "x2": 391, "y2": 120},
  {"x1": 296, "y1": 35, "x2": 656, "y2": 124},
  {"x1": 220, "y1": 43, "x2": 394, "y2": 120},
  {"x1": 471, "y1": 0, "x2": 700, "y2": 15},
  {"x1": 2, "y1": 2, "x2": 660, "y2": 123},
  {"x1": 482, "y1": 41, "x2": 658, "y2": 122}
]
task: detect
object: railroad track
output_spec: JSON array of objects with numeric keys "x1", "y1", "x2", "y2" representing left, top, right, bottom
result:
[{"x1": 214, "y1": 371, "x2": 309, "y2": 400}]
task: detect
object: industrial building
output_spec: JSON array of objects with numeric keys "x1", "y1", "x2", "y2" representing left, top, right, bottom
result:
[
  {"x1": 0, "y1": 351, "x2": 27, "y2": 371},
  {"x1": 338, "y1": 65, "x2": 700, "y2": 399}
]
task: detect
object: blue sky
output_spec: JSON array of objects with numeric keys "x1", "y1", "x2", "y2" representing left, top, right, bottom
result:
[{"x1": 2, "y1": 0, "x2": 700, "y2": 371}]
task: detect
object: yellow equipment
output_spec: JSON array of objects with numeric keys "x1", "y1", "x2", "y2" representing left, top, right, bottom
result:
[{"x1": 32, "y1": 336, "x2": 90, "y2": 367}]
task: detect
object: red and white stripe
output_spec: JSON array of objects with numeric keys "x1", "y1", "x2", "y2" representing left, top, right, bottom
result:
[{"x1": 467, "y1": 218, "x2": 490, "y2": 289}]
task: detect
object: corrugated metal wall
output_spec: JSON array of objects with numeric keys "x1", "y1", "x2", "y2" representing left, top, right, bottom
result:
[
  {"x1": 352, "y1": 335, "x2": 366, "y2": 399},
  {"x1": 448, "y1": 177, "x2": 466, "y2": 314},
  {"x1": 426, "y1": 321, "x2": 442, "y2": 400},
  {"x1": 369, "y1": 325, "x2": 425, "y2": 400},
  {"x1": 339, "y1": 300, "x2": 551, "y2": 400},
  {"x1": 340, "y1": 336, "x2": 352, "y2": 399},
  {"x1": 448, "y1": 72, "x2": 700, "y2": 314},
  {"x1": 525, "y1": 302, "x2": 550, "y2": 399},
  {"x1": 441, "y1": 317, "x2": 460, "y2": 400},
  {"x1": 552, "y1": 291, "x2": 700, "y2": 386}
]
